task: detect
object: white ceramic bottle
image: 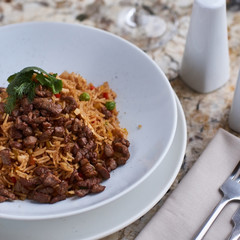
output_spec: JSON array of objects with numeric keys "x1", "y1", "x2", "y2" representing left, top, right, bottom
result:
[
  {"x1": 229, "y1": 68, "x2": 240, "y2": 133},
  {"x1": 180, "y1": 0, "x2": 229, "y2": 93}
]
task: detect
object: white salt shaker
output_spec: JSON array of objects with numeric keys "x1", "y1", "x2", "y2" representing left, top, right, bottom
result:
[
  {"x1": 180, "y1": 0, "x2": 230, "y2": 93},
  {"x1": 229, "y1": 68, "x2": 240, "y2": 133}
]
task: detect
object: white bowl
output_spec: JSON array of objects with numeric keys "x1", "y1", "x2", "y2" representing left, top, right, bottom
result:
[{"x1": 0, "y1": 22, "x2": 177, "y2": 220}]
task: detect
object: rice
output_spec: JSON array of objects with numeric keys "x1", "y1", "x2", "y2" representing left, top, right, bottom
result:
[{"x1": 0, "y1": 71, "x2": 130, "y2": 203}]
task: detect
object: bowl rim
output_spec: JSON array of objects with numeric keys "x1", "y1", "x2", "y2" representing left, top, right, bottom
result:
[{"x1": 0, "y1": 21, "x2": 178, "y2": 220}]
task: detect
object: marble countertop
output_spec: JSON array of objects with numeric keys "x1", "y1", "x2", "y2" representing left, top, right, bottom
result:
[{"x1": 0, "y1": 0, "x2": 240, "y2": 239}]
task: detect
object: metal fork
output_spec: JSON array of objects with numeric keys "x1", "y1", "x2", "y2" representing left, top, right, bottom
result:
[
  {"x1": 194, "y1": 161, "x2": 240, "y2": 240},
  {"x1": 228, "y1": 207, "x2": 240, "y2": 240}
]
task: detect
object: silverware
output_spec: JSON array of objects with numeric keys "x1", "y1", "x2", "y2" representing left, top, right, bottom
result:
[
  {"x1": 194, "y1": 161, "x2": 240, "y2": 240},
  {"x1": 228, "y1": 207, "x2": 240, "y2": 240}
]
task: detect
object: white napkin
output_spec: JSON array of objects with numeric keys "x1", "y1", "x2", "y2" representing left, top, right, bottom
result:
[{"x1": 136, "y1": 128, "x2": 240, "y2": 240}]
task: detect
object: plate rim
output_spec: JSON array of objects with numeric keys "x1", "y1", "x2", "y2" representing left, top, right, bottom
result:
[{"x1": 0, "y1": 94, "x2": 186, "y2": 240}]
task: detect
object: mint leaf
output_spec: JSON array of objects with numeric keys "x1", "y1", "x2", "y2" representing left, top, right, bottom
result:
[
  {"x1": 36, "y1": 72, "x2": 62, "y2": 94},
  {"x1": 5, "y1": 66, "x2": 62, "y2": 113}
]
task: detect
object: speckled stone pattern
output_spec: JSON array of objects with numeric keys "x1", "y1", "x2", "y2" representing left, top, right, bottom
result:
[{"x1": 0, "y1": 0, "x2": 240, "y2": 239}]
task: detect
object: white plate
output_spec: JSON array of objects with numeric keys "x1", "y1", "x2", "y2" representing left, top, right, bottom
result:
[
  {"x1": 0, "y1": 95, "x2": 186, "y2": 240},
  {"x1": 0, "y1": 22, "x2": 177, "y2": 219}
]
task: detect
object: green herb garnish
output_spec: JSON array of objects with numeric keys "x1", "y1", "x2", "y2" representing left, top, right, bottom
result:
[{"x1": 5, "y1": 66, "x2": 62, "y2": 114}]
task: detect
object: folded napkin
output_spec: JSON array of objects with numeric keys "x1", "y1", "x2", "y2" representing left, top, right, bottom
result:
[{"x1": 136, "y1": 128, "x2": 240, "y2": 240}]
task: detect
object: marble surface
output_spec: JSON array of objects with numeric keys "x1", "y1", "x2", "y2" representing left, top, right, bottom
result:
[{"x1": 0, "y1": 0, "x2": 240, "y2": 239}]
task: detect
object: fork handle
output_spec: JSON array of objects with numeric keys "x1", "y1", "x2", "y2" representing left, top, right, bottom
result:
[
  {"x1": 228, "y1": 230, "x2": 240, "y2": 240},
  {"x1": 194, "y1": 196, "x2": 230, "y2": 240},
  {"x1": 228, "y1": 224, "x2": 240, "y2": 240}
]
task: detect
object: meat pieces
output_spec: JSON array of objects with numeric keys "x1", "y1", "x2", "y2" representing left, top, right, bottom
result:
[
  {"x1": 20, "y1": 97, "x2": 33, "y2": 113},
  {"x1": 95, "y1": 163, "x2": 110, "y2": 179},
  {"x1": 54, "y1": 126, "x2": 65, "y2": 137},
  {"x1": 105, "y1": 158, "x2": 117, "y2": 172},
  {"x1": 61, "y1": 95, "x2": 77, "y2": 113},
  {"x1": 104, "y1": 144, "x2": 114, "y2": 157},
  {"x1": 19, "y1": 177, "x2": 40, "y2": 189},
  {"x1": 33, "y1": 98, "x2": 62, "y2": 116},
  {"x1": 32, "y1": 191, "x2": 51, "y2": 203},
  {"x1": 15, "y1": 117, "x2": 28, "y2": 130},
  {"x1": 41, "y1": 172, "x2": 61, "y2": 187},
  {"x1": 50, "y1": 195, "x2": 66, "y2": 204},
  {"x1": 28, "y1": 167, "x2": 68, "y2": 203},
  {"x1": 23, "y1": 136, "x2": 37, "y2": 148},
  {"x1": 0, "y1": 149, "x2": 11, "y2": 165},
  {"x1": 112, "y1": 138, "x2": 130, "y2": 165},
  {"x1": 9, "y1": 127, "x2": 23, "y2": 139},
  {"x1": 0, "y1": 184, "x2": 16, "y2": 201},
  {"x1": 9, "y1": 140, "x2": 22, "y2": 150},
  {"x1": 35, "y1": 85, "x2": 53, "y2": 98},
  {"x1": 39, "y1": 128, "x2": 54, "y2": 142},
  {"x1": 80, "y1": 158, "x2": 97, "y2": 178},
  {"x1": 101, "y1": 106, "x2": 112, "y2": 119}
]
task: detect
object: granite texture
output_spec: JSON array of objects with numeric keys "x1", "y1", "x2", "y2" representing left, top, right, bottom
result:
[{"x1": 0, "y1": 0, "x2": 240, "y2": 239}]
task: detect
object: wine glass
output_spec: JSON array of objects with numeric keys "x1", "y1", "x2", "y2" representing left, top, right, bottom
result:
[{"x1": 113, "y1": 0, "x2": 178, "y2": 51}]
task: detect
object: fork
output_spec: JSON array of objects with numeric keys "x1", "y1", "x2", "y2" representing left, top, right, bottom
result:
[
  {"x1": 228, "y1": 207, "x2": 240, "y2": 240},
  {"x1": 194, "y1": 161, "x2": 240, "y2": 240}
]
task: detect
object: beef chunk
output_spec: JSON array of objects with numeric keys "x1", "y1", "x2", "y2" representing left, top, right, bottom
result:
[
  {"x1": 101, "y1": 106, "x2": 112, "y2": 119},
  {"x1": 15, "y1": 117, "x2": 28, "y2": 130},
  {"x1": 32, "y1": 191, "x2": 51, "y2": 203},
  {"x1": 35, "y1": 85, "x2": 53, "y2": 98},
  {"x1": 0, "y1": 185, "x2": 15, "y2": 200},
  {"x1": 31, "y1": 117, "x2": 46, "y2": 124},
  {"x1": 69, "y1": 169, "x2": 83, "y2": 184},
  {"x1": 0, "y1": 196, "x2": 7, "y2": 202},
  {"x1": 42, "y1": 121, "x2": 52, "y2": 129},
  {"x1": 72, "y1": 143, "x2": 80, "y2": 156},
  {"x1": 9, "y1": 140, "x2": 22, "y2": 150},
  {"x1": 37, "y1": 187, "x2": 54, "y2": 195},
  {"x1": 73, "y1": 151, "x2": 83, "y2": 163},
  {"x1": 112, "y1": 138, "x2": 130, "y2": 165},
  {"x1": 82, "y1": 125, "x2": 93, "y2": 139},
  {"x1": 9, "y1": 127, "x2": 23, "y2": 139},
  {"x1": 95, "y1": 163, "x2": 110, "y2": 179},
  {"x1": 34, "y1": 166, "x2": 50, "y2": 176},
  {"x1": 54, "y1": 126, "x2": 65, "y2": 137},
  {"x1": 75, "y1": 189, "x2": 90, "y2": 198},
  {"x1": 19, "y1": 177, "x2": 40, "y2": 188},
  {"x1": 50, "y1": 195, "x2": 66, "y2": 204},
  {"x1": 61, "y1": 95, "x2": 78, "y2": 113},
  {"x1": 56, "y1": 180, "x2": 68, "y2": 195},
  {"x1": 23, "y1": 136, "x2": 37, "y2": 148},
  {"x1": 104, "y1": 144, "x2": 114, "y2": 157},
  {"x1": 41, "y1": 172, "x2": 61, "y2": 187},
  {"x1": 0, "y1": 149, "x2": 11, "y2": 165},
  {"x1": 33, "y1": 98, "x2": 62, "y2": 116},
  {"x1": 78, "y1": 137, "x2": 87, "y2": 147},
  {"x1": 13, "y1": 181, "x2": 29, "y2": 194},
  {"x1": 11, "y1": 109, "x2": 20, "y2": 118},
  {"x1": 20, "y1": 97, "x2": 33, "y2": 113},
  {"x1": 39, "y1": 128, "x2": 54, "y2": 142},
  {"x1": 64, "y1": 119, "x2": 72, "y2": 129},
  {"x1": 90, "y1": 184, "x2": 105, "y2": 193},
  {"x1": 22, "y1": 126, "x2": 33, "y2": 137},
  {"x1": 105, "y1": 158, "x2": 117, "y2": 171},
  {"x1": 77, "y1": 177, "x2": 102, "y2": 189},
  {"x1": 80, "y1": 159, "x2": 97, "y2": 178},
  {"x1": 72, "y1": 118, "x2": 82, "y2": 133}
]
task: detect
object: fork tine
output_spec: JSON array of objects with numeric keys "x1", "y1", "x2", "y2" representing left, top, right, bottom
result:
[{"x1": 230, "y1": 161, "x2": 240, "y2": 179}]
